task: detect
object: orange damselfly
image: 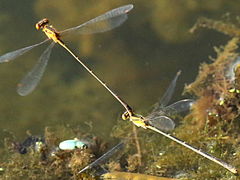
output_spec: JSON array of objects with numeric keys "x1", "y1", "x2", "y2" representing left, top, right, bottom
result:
[{"x1": 0, "y1": 4, "x2": 133, "y2": 96}]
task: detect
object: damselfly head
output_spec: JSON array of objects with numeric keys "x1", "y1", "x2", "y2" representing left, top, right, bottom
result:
[
  {"x1": 36, "y1": 18, "x2": 49, "y2": 30},
  {"x1": 122, "y1": 111, "x2": 130, "y2": 120}
]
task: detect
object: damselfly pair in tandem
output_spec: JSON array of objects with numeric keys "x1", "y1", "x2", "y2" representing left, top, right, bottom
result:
[{"x1": 0, "y1": 4, "x2": 237, "y2": 175}]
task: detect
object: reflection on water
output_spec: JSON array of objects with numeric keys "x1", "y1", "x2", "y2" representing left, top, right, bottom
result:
[{"x1": 0, "y1": 1, "x2": 240, "y2": 179}]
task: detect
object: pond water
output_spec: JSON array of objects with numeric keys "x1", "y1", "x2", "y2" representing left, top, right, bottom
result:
[{"x1": 0, "y1": 1, "x2": 239, "y2": 179}]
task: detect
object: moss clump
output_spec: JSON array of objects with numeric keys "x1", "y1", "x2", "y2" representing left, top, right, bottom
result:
[{"x1": 0, "y1": 126, "x2": 108, "y2": 180}]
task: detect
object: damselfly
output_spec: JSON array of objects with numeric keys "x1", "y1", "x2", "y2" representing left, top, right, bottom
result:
[
  {"x1": 1, "y1": 4, "x2": 237, "y2": 173},
  {"x1": 34, "y1": 19, "x2": 237, "y2": 174},
  {"x1": 0, "y1": 4, "x2": 133, "y2": 96},
  {"x1": 120, "y1": 72, "x2": 237, "y2": 174},
  {"x1": 76, "y1": 72, "x2": 237, "y2": 174}
]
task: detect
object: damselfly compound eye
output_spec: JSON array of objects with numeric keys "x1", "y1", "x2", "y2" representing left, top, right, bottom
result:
[
  {"x1": 35, "y1": 18, "x2": 49, "y2": 30},
  {"x1": 122, "y1": 111, "x2": 130, "y2": 120}
]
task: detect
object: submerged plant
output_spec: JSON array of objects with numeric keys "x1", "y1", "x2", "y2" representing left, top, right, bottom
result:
[
  {"x1": 0, "y1": 126, "x2": 108, "y2": 180},
  {"x1": 183, "y1": 17, "x2": 240, "y2": 179}
]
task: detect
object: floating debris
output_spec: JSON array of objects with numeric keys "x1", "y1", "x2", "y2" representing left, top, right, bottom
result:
[
  {"x1": 101, "y1": 172, "x2": 177, "y2": 180},
  {"x1": 59, "y1": 138, "x2": 88, "y2": 150}
]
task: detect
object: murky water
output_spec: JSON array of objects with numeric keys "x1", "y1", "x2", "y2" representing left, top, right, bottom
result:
[{"x1": 0, "y1": 1, "x2": 239, "y2": 179}]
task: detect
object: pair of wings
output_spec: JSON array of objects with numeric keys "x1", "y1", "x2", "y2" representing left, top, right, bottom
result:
[
  {"x1": 146, "y1": 71, "x2": 194, "y2": 132},
  {"x1": 0, "y1": 4, "x2": 134, "y2": 96},
  {"x1": 74, "y1": 70, "x2": 194, "y2": 173}
]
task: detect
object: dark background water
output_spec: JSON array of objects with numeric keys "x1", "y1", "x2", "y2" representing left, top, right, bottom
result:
[{"x1": 0, "y1": 0, "x2": 238, "y2": 142}]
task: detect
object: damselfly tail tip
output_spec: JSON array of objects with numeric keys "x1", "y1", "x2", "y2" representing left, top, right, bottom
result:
[
  {"x1": 78, "y1": 166, "x2": 89, "y2": 174},
  {"x1": 124, "y1": 4, "x2": 134, "y2": 13},
  {"x1": 16, "y1": 83, "x2": 30, "y2": 96},
  {"x1": 177, "y1": 70, "x2": 182, "y2": 76},
  {"x1": 230, "y1": 167, "x2": 238, "y2": 175}
]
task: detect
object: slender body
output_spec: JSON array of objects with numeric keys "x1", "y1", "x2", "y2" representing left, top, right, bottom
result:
[
  {"x1": 38, "y1": 20, "x2": 237, "y2": 174},
  {"x1": 36, "y1": 18, "x2": 133, "y2": 114},
  {"x1": 147, "y1": 125, "x2": 238, "y2": 174},
  {"x1": 36, "y1": 19, "x2": 237, "y2": 174},
  {"x1": 0, "y1": 4, "x2": 134, "y2": 96}
]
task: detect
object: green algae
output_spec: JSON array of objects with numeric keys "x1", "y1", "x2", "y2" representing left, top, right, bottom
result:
[{"x1": 0, "y1": 126, "x2": 105, "y2": 180}]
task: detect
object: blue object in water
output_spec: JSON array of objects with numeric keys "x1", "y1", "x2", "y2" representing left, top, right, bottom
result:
[{"x1": 59, "y1": 139, "x2": 88, "y2": 150}]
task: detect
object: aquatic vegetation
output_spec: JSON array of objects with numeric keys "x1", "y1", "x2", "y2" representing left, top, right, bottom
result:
[
  {"x1": 108, "y1": 17, "x2": 240, "y2": 179},
  {"x1": 185, "y1": 36, "x2": 240, "y2": 128},
  {"x1": 1, "y1": 126, "x2": 177, "y2": 179},
  {"x1": 183, "y1": 17, "x2": 240, "y2": 178},
  {"x1": 190, "y1": 17, "x2": 240, "y2": 37},
  {"x1": 0, "y1": 126, "x2": 108, "y2": 179}
]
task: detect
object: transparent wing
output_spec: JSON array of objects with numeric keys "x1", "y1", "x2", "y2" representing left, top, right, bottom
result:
[
  {"x1": 148, "y1": 115, "x2": 175, "y2": 132},
  {"x1": 0, "y1": 39, "x2": 48, "y2": 63},
  {"x1": 79, "y1": 142, "x2": 124, "y2": 174},
  {"x1": 164, "y1": 99, "x2": 195, "y2": 114},
  {"x1": 159, "y1": 70, "x2": 181, "y2": 107},
  {"x1": 151, "y1": 71, "x2": 181, "y2": 114},
  {"x1": 61, "y1": 4, "x2": 133, "y2": 35},
  {"x1": 17, "y1": 42, "x2": 55, "y2": 96}
]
